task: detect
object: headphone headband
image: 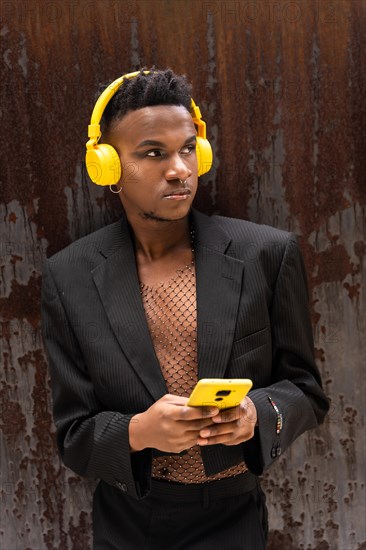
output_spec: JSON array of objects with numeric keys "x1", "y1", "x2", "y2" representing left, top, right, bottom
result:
[{"x1": 86, "y1": 70, "x2": 207, "y2": 149}]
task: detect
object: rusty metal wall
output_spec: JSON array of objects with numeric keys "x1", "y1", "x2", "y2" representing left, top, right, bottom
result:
[{"x1": 1, "y1": 0, "x2": 365, "y2": 548}]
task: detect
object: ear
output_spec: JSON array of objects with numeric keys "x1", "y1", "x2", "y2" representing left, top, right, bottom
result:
[{"x1": 86, "y1": 144, "x2": 122, "y2": 185}]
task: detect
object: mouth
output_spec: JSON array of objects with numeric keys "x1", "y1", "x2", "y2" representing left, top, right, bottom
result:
[{"x1": 163, "y1": 189, "x2": 192, "y2": 200}]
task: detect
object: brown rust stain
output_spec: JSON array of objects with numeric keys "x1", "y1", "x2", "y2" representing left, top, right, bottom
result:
[
  {"x1": 1, "y1": 10, "x2": 80, "y2": 256},
  {"x1": 281, "y1": 1, "x2": 365, "y2": 241},
  {"x1": 0, "y1": 272, "x2": 41, "y2": 328},
  {"x1": 68, "y1": 511, "x2": 91, "y2": 550},
  {"x1": 312, "y1": 244, "x2": 358, "y2": 286},
  {"x1": 0, "y1": 381, "x2": 27, "y2": 443},
  {"x1": 354, "y1": 240, "x2": 366, "y2": 259},
  {"x1": 314, "y1": 347, "x2": 325, "y2": 363},
  {"x1": 339, "y1": 437, "x2": 357, "y2": 479},
  {"x1": 343, "y1": 480, "x2": 357, "y2": 507},
  {"x1": 278, "y1": 478, "x2": 304, "y2": 530},
  {"x1": 313, "y1": 437, "x2": 327, "y2": 456},
  {"x1": 8, "y1": 212, "x2": 18, "y2": 223},
  {"x1": 303, "y1": 228, "x2": 362, "y2": 299},
  {"x1": 309, "y1": 301, "x2": 321, "y2": 327},
  {"x1": 343, "y1": 406, "x2": 357, "y2": 426},
  {"x1": 348, "y1": 3, "x2": 366, "y2": 208},
  {"x1": 267, "y1": 530, "x2": 295, "y2": 550},
  {"x1": 17, "y1": 349, "x2": 68, "y2": 549},
  {"x1": 10, "y1": 254, "x2": 23, "y2": 265},
  {"x1": 323, "y1": 483, "x2": 338, "y2": 514},
  {"x1": 343, "y1": 282, "x2": 361, "y2": 301}
]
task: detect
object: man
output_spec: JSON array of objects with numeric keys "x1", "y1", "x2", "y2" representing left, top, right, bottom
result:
[{"x1": 42, "y1": 69, "x2": 329, "y2": 549}]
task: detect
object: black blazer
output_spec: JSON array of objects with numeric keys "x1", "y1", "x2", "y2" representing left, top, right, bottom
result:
[{"x1": 41, "y1": 209, "x2": 329, "y2": 500}]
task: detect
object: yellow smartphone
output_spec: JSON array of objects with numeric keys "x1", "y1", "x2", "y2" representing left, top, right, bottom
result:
[{"x1": 187, "y1": 378, "x2": 253, "y2": 410}]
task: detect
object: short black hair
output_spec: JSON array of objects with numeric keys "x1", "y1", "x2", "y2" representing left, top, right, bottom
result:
[{"x1": 98, "y1": 68, "x2": 192, "y2": 133}]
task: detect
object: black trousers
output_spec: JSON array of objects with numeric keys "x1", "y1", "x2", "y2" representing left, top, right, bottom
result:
[{"x1": 93, "y1": 472, "x2": 268, "y2": 549}]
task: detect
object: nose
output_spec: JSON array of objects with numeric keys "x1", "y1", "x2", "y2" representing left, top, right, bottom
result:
[{"x1": 165, "y1": 152, "x2": 192, "y2": 182}]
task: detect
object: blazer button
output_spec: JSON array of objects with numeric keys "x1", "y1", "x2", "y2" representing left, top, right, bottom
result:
[
  {"x1": 116, "y1": 481, "x2": 128, "y2": 492},
  {"x1": 271, "y1": 444, "x2": 281, "y2": 459}
]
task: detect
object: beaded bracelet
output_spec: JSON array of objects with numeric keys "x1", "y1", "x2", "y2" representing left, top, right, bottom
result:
[{"x1": 268, "y1": 396, "x2": 283, "y2": 434}]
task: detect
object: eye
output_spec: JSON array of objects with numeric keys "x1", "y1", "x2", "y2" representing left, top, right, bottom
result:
[
  {"x1": 145, "y1": 149, "x2": 163, "y2": 158},
  {"x1": 181, "y1": 144, "x2": 196, "y2": 155}
]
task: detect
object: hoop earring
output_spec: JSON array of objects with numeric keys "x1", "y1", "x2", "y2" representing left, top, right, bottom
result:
[{"x1": 109, "y1": 185, "x2": 122, "y2": 194}]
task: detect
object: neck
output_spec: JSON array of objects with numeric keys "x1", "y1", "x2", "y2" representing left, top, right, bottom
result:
[{"x1": 126, "y1": 213, "x2": 193, "y2": 262}]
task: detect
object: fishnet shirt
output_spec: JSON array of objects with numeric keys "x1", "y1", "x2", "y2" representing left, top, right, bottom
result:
[{"x1": 140, "y1": 261, "x2": 248, "y2": 484}]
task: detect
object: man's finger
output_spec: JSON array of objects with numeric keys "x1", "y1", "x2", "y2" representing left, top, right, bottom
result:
[
  {"x1": 211, "y1": 406, "x2": 240, "y2": 423},
  {"x1": 180, "y1": 405, "x2": 219, "y2": 420},
  {"x1": 199, "y1": 421, "x2": 238, "y2": 438}
]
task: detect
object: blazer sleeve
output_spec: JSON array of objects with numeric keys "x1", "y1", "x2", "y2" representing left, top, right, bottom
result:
[
  {"x1": 41, "y1": 259, "x2": 152, "y2": 499},
  {"x1": 242, "y1": 234, "x2": 329, "y2": 475}
]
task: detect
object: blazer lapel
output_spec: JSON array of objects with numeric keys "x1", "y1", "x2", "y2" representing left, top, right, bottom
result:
[
  {"x1": 90, "y1": 210, "x2": 245, "y2": 403},
  {"x1": 192, "y1": 210, "x2": 245, "y2": 380},
  {"x1": 91, "y1": 217, "x2": 168, "y2": 402}
]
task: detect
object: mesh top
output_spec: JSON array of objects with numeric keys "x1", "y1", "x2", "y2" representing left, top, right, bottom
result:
[{"x1": 140, "y1": 260, "x2": 248, "y2": 484}]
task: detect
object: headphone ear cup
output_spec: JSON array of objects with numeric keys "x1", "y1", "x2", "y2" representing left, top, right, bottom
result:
[
  {"x1": 85, "y1": 144, "x2": 122, "y2": 185},
  {"x1": 196, "y1": 137, "x2": 213, "y2": 176}
]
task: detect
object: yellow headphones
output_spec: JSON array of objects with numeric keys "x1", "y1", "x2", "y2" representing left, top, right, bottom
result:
[{"x1": 85, "y1": 70, "x2": 213, "y2": 186}]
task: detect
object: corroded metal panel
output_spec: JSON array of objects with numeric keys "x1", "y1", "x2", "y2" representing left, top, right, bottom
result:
[{"x1": 1, "y1": 0, "x2": 365, "y2": 548}]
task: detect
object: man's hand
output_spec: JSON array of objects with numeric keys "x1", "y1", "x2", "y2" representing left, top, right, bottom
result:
[
  {"x1": 197, "y1": 396, "x2": 258, "y2": 446},
  {"x1": 129, "y1": 394, "x2": 219, "y2": 453}
]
